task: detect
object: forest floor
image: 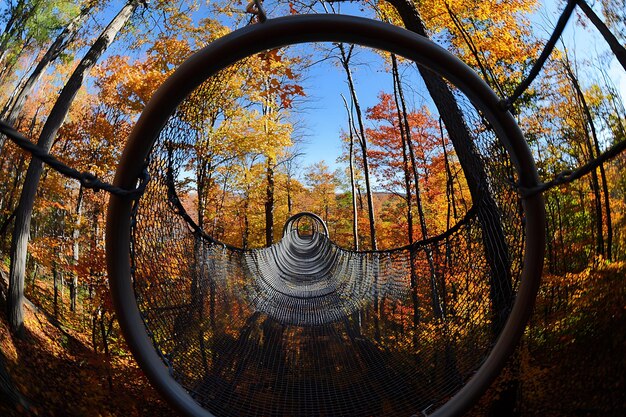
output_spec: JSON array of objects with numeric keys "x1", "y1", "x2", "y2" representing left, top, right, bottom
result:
[
  {"x1": 470, "y1": 260, "x2": 626, "y2": 417},
  {"x1": 0, "y1": 262, "x2": 625, "y2": 416},
  {"x1": 0, "y1": 274, "x2": 175, "y2": 417}
]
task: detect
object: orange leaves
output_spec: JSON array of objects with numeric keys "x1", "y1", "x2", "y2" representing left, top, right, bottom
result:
[
  {"x1": 418, "y1": 0, "x2": 540, "y2": 91},
  {"x1": 29, "y1": 236, "x2": 70, "y2": 271},
  {"x1": 0, "y1": 297, "x2": 174, "y2": 417},
  {"x1": 364, "y1": 90, "x2": 465, "y2": 240},
  {"x1": 276, "y1": 83, "x2": 305, "y2": 109},
  {"x1": 96, "y1": 53, "x2": 167, "y2": 114},
  {"x1": 249, "y1": 49, "x2": 306, "y2": 110}
]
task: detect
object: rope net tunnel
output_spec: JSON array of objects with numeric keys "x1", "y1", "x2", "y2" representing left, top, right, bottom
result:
[
  {"x1": 132, "y1": 171, "x2": 522, "y2": 417},
  {"x1": 106, "y1": 14, "x2": 546, "y2": 417}
]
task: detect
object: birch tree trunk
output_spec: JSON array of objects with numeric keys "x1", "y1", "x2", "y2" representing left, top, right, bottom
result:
[
  {"x1": 340, "y1": 93, "x2": 359, "y2": 251},
  {"x1": 575, "y1": 0, "x2": 626, "y2": 71},
  {"x1": 7, "y1": 0, "x2": 142, "y2": 334},
  {"x1": 337, "y1": 42, "x2": 381, "y2": 338},
  {"x1": 265, "y1": 156, "x2": 275, "y2": 246},
  {"x1": 392, "y1": 67, "x2": 420, "y2": 335},
  {"x1": 337, "y1": 43, "x2": 378, "y2": 251},
  {"x1": 0, "y1": 2, "x2": 96, "y2": 155},
  {"x1": 70, "y1": 186, "x2": 84, "y2": 312},
  {"x1": 0, "y1": 0, "x2": 34, "y2": 71}
]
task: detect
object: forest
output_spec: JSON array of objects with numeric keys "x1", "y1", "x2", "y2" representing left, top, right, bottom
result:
[{"x1": 0, "y1": 0, "x2": 625, "y2": 416}]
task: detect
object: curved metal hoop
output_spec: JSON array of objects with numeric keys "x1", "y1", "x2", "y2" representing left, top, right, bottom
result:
[
  {"x1": 282, "y1": 212, "x2": 329, "y2": 237},
  {"x1": 106, "y1": 14, "x2": 545, "y2": 417}
]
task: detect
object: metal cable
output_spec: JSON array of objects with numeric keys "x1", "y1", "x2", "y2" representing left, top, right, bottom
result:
[{"x1": 0, "y1": 119, "x2": 149, "y2": 199}]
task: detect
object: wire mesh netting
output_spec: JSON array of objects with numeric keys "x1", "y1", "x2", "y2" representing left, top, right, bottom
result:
[
  {"x1": 127, "y1": 45, "x2": 525, "y2": 416},
  {"x1": 0, "y1": 0, "x2": 623, "y2": 415}
]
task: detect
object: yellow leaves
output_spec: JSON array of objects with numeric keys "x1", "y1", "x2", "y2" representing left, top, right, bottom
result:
[
  {"x1": 96, "y1": 52, "x2": 168, "y2": 114},
  {"x1": 184, "y1": 105, "x2": 293, "y2": 166},
  {"x1": 151, "y1": 36, "x2": 191, "y2": 61},
  {"x1": 417, "y1": 0, "x2": 540, "y2": 88},
  {"x1": 243, "y1": 110, "x2": 293, "y2": 157}
]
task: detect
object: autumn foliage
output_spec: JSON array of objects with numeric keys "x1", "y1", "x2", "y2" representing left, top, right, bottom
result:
[{"x1": 0, "y1": 0, "x2": 625, "y2": 416}]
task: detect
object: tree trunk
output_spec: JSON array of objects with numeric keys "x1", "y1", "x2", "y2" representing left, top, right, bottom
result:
[
  {"x1": 242, "y1": 187, "x2": 250, "y2": 250},
  {"x1": 392, "y1": 53, "x2": 444, "y2": 319},
  {"x1": 575, "y1": 0, "x2": 626, "y2": 72},
  {"x1": 7, "y1": 0, "x2": 142, "y2": 335},
  {"x1": 565, "y1": 66, "x2": 605, "y2": 259},
  {"x1": 0, "y1": 350, "x2": 29, "y2": 413},
  {"x1": 0, "y1": 152, "x2": 25, "y2": 214},
  {"x1": 53, "y1": 263, "x2": 60, "y2": 319},
  {"x1": 554, "y1": 192, "x2": 565, "y2": 274},
  {"x1": 564, "y1": 59, "x2": 613, "y2": 259},
  {"x1": 0, "y1": 2, "x2": 22, "y2": 61},
  {"x1": 286, "y1": 177, "x2": 293, "y2": 216},
  {"x1": 91, "y1": 308, "x2": 99, "y2": 353},
  {"x1": 0, "y1": 0, "x2": 33, "y2": 69},
  {"x1": 0, "y1": 156, "x2": 24, "y2": 253},
  {"x1": 337, "y1": 41, "x2": 380, "y2": 338},
  {"x1": 265, "y1": 156, "x2": 275, "y2": 246},
  {"x1": 393, "y1": 71, "x2": 420, "y2": 338},
  {"x1": 193, "y1": 152, "x2": 213, "y2": 374},
  {"x1": 440, "y1": 118, "x2": 458, "y2": 272},
  {"x1": 337, "y1": 43, "x2": 377, "y2": 251},
  {"x1": 70, "y1": 186, "x2": 84, "y2": 312},
  {"x1": 487, "y1": 349, "x2": 521, "y2": 417},
  {"x1": 0, "y1": 109, "x2": 38, "y2": 250},
  {"x1": 546, "y1": 196, "x2": 556, "y2": 274},
  {"x1": 442, "y1": 1, "x2": 505, "y2": 97},
  {"x1": 194, "y1": 236, "x2": 210, "y2": 377},
  {"x1": 99, "y1": 309, "x2": 114, "y2": 390},
  {"x1": 383, "y1": 0, "x2": 512, "y2": 334},
  {"x1": 340, "y1": 93, "x2": 359, "y2": 250},
  {"x1": 348, "y1": 132, "x2": 359, "y2": 250},
  {"x1": 0, "y1": 1, "x2": 95, "y2": 155}
]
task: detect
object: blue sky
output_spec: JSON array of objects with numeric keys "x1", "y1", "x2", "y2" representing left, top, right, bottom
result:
[
  {"x1": 282, "y1": 0, "x2": 626, "y2": 175},
  {"x1": 12, "y1": 0, "x2": 622, "y2": 177},
  {"x1": 292, "y1": 44, "x2": 395, "y2": 172}
]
